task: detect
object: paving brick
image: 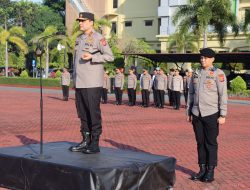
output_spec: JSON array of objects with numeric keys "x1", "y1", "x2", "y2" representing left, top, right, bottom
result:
[{"x1": 0, "y1": 86, "x2": 250, "y2": 190}]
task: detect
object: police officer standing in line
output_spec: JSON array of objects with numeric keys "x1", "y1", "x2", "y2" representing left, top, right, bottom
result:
[
  {"x1": 187, "y1": 48, "x2": 227, "y2": 182},
  {"x1": 114, "y1": 68, "x2": 124, "y2": 105},
  {"x1": 127, "y1": 68, "x2": 137, "y2": 106},
  {"x1": 130, "y1": 66, "x2": 137, "y2": 104},
  {"x1": 140, "y1": 68, "x2": 151, "y2": 107},
  {"x1": 168, "y1": 68, "x2": 175, "y2": 106},
  {"x1": 151, "y1": 68, "x2": 159, "y2": 107},
  {"x1": 172, "y1": 69, "x2": 183, "y2": 110},
  {"x1": 155, "y1": 68, "x2": 168, "y2": 109},
  {"x1": 101, "y1": 69, "x2": 110, "y2": 104},
  {"x1": 69, "y1": 12, "x2": 114, "y2": 154},
  {"x1": 61, "y1": 68, "x2": 71, "y2": 101},
  {"x1": 183, "y1": 69, "x2": 193, "y2": 106}
]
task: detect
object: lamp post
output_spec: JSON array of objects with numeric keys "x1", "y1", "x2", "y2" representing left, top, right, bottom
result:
[{"x1": 57, "y1": 43, "x2": 66, "y2": 67}]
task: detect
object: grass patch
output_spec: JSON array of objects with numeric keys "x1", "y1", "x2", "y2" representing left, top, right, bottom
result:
[{"x1": 0, "y1": 77, "x2": 65, "y2": 87}]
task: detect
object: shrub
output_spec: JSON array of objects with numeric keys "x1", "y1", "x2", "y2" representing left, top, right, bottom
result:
[
  {"x1": 230, "y1": 76, "x2": 246, "y2": 93},
  {"x1": 20, "y1": 70, "x2": 29, "y2": 78},
  {"x1": 55, "y1": 70, "x2": 62, "y2": 78}
]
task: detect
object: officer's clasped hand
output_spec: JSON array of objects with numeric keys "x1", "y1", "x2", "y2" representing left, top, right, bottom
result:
[{"x1": 82, "y1": 53, "x2": 92, "y2": 60}]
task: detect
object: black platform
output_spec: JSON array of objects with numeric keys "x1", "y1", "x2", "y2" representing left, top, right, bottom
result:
[{"x1": 0, "y1": 142, "x2": 176, "y2": 190}]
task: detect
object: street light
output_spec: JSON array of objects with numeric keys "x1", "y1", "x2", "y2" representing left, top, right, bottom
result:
[{"x1": 57, "y1": 43, "x2": 66, "y2": 67}]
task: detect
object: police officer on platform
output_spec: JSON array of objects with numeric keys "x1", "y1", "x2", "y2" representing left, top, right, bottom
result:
[
  {"x1": 69, "y1": 12, "x2": 114, "y2": 154},
  {"x1": 187, "y1": 48, "x2": 227, "y2": 182}
]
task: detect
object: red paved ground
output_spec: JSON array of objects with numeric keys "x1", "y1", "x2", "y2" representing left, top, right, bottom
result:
[{"x1": 0, "y1": 86, "x2": 250, "y2": 190}]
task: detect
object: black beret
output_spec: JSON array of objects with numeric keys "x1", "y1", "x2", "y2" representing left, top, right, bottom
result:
[
  {"x1": 130, "y1": 66, "x2": 136, "y2": 70},
  {"x1": 200, "y1": 48, "x2": 215, "y2": 58},
  {"x1": 76, "y1": 12, "x2": 94, "y2": 22}
]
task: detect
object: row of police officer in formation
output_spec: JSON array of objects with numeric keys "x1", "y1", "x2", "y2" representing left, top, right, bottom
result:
[{"x1": 102, "y1": 66, "x2": 193, "y2": 110}]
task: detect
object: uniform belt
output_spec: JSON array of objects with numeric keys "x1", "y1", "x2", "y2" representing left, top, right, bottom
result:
[{"x1": 91, "y1": 50, "x2": 101, "y2": 55}]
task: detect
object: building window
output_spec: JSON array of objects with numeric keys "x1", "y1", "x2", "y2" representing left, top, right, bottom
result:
[
  {"x1": 113, "y1": 0, "x2": 118, "y2": 8},
  {"x1": 111, "y1": 22, "x2": 117, "y2": 34},
  {"x1": 125, "y1": 21, "x2": 132, "y2": 27},
  {"x1": 158, "y1": 18, "x2": 161, "y2": 34},
  {"x1": 145, "y1": 20, "x2": 153, "y2": 26}
]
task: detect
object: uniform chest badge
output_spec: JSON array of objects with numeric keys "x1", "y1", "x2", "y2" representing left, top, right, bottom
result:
[
  {"x1": 206, "y1": 80, "x2": 213, "y2": 89},
  {"x1": 100, "y1": 38, "x2": 107, "y2": 46},
  {"x1": 86, "y1": 37, "x2": 94, "y2": 44},
  {"x1": 218, "y1": 74, "x2": 225, "y2": 82}
]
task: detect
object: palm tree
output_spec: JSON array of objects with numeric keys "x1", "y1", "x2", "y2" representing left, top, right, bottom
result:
[
  {"x1": 31, "y1": 25, "x2": 60, "y2": 78},
  {"x1": 168, "y1": 30, "x2": 198, "y2": 53},
  {"x1": 0, "y1": 26, "x2": 28, "y2": 77},
  {"x1": 173, "y1": 0, "x2": 239, "y2": 48}
]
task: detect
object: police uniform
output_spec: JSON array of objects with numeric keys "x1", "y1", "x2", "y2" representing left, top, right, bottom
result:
[
  {"x1": 140, "y1": 70, "x2": 151, "y2": 107},
  {"x1": 187, "y1": 48, "x2": 227, "y2": 182},
  {"x1": 151, "y1": 69, "x2": 159, "y2": 107},
  {"x1": 155, "y1": 72, "x2": 168, "y2": 108},
  {"x1": 114, "y1": 72, "x2": 124, "y2": 105},
  {"x1": 70, "y1": 12, "x2": 114, "y2": 154},
  {"x1": 172, "y1": 73, "x2": 183, "y2": 110},
  {"x1": 168, "y1": 70, "x2": 175, "y2": 106},
  {"x1": 183, "y1": 70, "x2": 193, "y2": 106},
  {"x1": 127, "y1": 72, "x2": 137, "y2": 106},
  {"x1": 61, "y1": 69, "x2": 71, "y2": 101},
  {"x1": 102, "y1": 72, "x2": 110, "y2": 104}
]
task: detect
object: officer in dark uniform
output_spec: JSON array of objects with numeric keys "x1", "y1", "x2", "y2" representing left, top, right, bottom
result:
[
  {"x1": 69, "y1": 12, "x2": 114, "y2": 154},
  {"x1": 187, "y1": 48, "x2": 227, "y2": 182}
]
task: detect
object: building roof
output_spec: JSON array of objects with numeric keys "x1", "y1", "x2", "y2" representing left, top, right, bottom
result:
[{"x1": 122, "y1": 52, "x2": 250, "y2": 63}]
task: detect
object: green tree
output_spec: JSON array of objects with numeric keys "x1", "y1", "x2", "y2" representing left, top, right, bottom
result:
[
  {"x1": 0, "y1": 26, "x2": 28, "y2": 76},
  {"x1": 168, "y1": 30, "x2": 198, "y2": 53},
  {"x1": 31, "y1": 25, "x2": 61, "y2": 78},
  {"x1": 0, "y1": 0, "x2": 14, "y2": 29},
  {"x1": 43, "y1": 0, "x2": 65, "y2": 19},
  {"x1": 12, "y1": 0, "x2": 38, "y2": 28},
  {"x1": 173, "y1": 0, "x2": 239, "y2": 48},
  {"x1": 25, "y1": 6, "x2": 65, "y2": 40}
]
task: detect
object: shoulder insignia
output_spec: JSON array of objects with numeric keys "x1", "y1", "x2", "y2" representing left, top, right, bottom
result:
[
  {"x1": 100, "y1": 38, "x2": 107, "y2": 46},
  {"x1": 218, "y1": 74, "x2": 224, "y2": 82}
]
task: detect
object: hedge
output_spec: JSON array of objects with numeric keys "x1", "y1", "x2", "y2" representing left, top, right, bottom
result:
[{"x1": 0, "y1": 77, "x2": 66, "y2": 87}]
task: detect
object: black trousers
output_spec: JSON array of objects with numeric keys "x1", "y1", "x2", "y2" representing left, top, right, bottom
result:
[
  {"x1": 168, "y1": 89, "x2": 174, "y2": 106},
  {"x1": 192, "y1": 112, "x2": 219, "y2": 166},
  {"x1": 153, "y1": 89, "x2": 157, "y2": 106},
  {"x1": 141, "y1": 89, "x2": 150, "y2": 106},
  {"x1": 156, "y1": 90, "x2": 165, "y2": 107},
  {"x1": 114, "y1": 87, "x2": 123, "y2": 104},
  {"x1": 101, "y1": 88, "x2": 108, "y2": 103},
  {"x1": 172, "y1": 91, "x2": 181, "y2": 109},
  {"x1": 62, "y1": 85, "x2": 69, "y2": 98},
  {"x1": 184, "y1": 88, "x2": 188, "y2": 105},
  {"x1": 128, "y1": 88, "x2": 136, "y2": 105},
  {"x1": 75, "y1": 88, "x2": 102, "y2": 136}
]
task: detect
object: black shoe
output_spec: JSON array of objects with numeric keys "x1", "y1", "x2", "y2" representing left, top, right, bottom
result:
[
  {"x1": 191, "y1": 164, "x2": 206, "y2": 181},
  {"x1": 69, "y1": 141, "x2": 88, "y2": 152},
  {"x1": 82, "y1": 135, "x2": 100, "y2": 154},
  {"x1": 202, "y1": 166, "x2": 215, "y2": 183},
  {"x1": 82, "y1": 146, "x2": 100, "y2": 154},
  {"x1": 69, "y1": 132, "x2": 91, "y2": 152}
]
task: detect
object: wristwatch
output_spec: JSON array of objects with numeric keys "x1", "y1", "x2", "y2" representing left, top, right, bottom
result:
[{"x1": 220, "y1": 115, "x2": 226, "y2": 118}]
